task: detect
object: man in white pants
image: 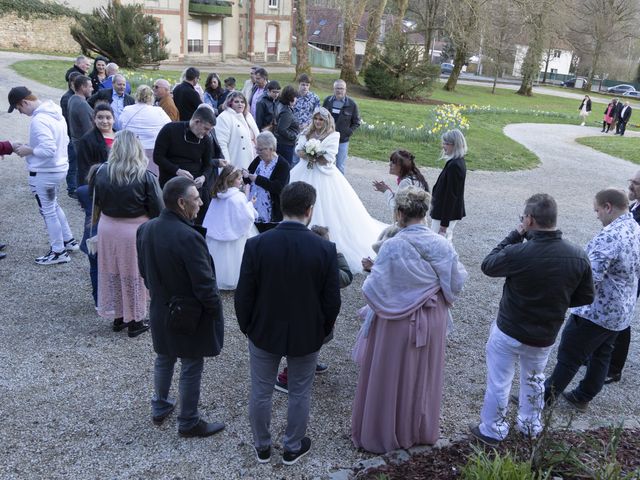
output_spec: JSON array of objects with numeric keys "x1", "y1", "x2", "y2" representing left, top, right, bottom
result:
[
  {"x1": 9, "y1": 86, "x2": 79, "y2": 265},
  {"x1": 470, "y1": 193, "x2": 594, "y2": 446}
]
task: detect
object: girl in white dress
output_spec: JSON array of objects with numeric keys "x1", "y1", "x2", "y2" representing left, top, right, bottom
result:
[
  {"x1": 203, "y1": 165, "x2": 258, "y2": 290},
  {"x1": 291, "y1": 107, "x2": 387, "y2": 272},
  {"x1": 215, "y1": 92, "x2": 260, "y2": 170}
]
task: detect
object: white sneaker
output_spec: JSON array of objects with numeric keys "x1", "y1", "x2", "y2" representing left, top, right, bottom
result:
[
  {"x1": 35, "y1": 250, "x2": 71, "y2": 265},
  {"x1": 64, "y1": 238, "x2": 80, "y2": 252}
]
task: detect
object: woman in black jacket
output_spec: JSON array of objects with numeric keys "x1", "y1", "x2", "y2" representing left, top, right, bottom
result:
[
  {"x1": 578, "y1": 95, "x2": 592, "y2": 126},
  {"x1": 75, "y1": 104, "x2": 116, "y2": 306},
  {"x1": 430, "y1": 129, "x2": 467, "y2": 241},
  {"x1": 243, "y1": 131, "x2": 290, "y2": 232},
  {"x1": 88, "y1": 55, "x2": 109, "y2": 94},
  {"x1": 274, "y1": 85, "x2": 299, "y2": 165}
]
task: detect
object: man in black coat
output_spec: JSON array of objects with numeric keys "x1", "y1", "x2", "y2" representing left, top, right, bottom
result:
[
  {"x1": 322, "y1": 79, "x2": 360, "y2": 174},
  {"x1": 153, "y1": 105, "x2": 222, "y2": 224},
  {"x1": 615, "y1": 101, "x2": 633, "y2": 136},
  {"x1": 137, "y1": 176, "x2": 225, "y2": 438},
  {"x1": 235, "y1": 181, "x2": 341, "y2": 465},
  {"x1": 173, "y1": 67, "x2": 203, "y2": 121},
  {"x1": 64, "y1": 55, "x2": 90, "y2": 82},
  {"x1": 87, "y1": 74, "x2": 134, "y2": 124}
]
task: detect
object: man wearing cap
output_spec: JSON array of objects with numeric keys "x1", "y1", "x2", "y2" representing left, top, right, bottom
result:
[{"x1": 8, "y1": 87, "x2": 79, "y2": 265}]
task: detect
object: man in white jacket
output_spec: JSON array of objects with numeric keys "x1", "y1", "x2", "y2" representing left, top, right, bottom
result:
[{"x1": 9, "y1": 87, "x2": 79, "y2": 265}]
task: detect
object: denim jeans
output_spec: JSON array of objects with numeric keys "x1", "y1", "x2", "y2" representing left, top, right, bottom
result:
[
  {"x1": 28, "y1": 171, "x2": 73, "y2": 253},
  {"x1": 152, "y1": 354, "x2": 204, "y2": 430},
  {"x1": 545, "y1": 314, "x2": 619, "y2": 403},
  {"x1": 248, "y1": 340, "x2": 318, "y2": 452},
  {"x1": 336, "y1": 141, "x2": 349, "y2": 174},
  {"x1": 67, "y1": 143, "x2": 78, "y2": 194},
  {"x1": 76, "y1": 185, "x2": 98, "y2": 305},
  {"x1": 479, "y1": 324, "x2": 552, "y2": 440}
]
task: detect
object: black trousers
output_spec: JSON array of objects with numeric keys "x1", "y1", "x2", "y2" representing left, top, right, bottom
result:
[{"x1": 607, "y1": 326, "x2": 630, "y2": 377}]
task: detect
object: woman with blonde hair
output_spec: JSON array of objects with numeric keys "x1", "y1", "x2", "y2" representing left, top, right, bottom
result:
[
  {"x1": 352, "y1": 186, "x2": 467, "y2": 453},
  {"x1": 215, "y1": 91, "x2": 260, "y2": 169},
  {"x1": 290, "y1": 107, "x2": 386, "y2": 272},
  {"x1": 91, "y1": 130, "x2": 164, "y2": 337},
  {"x1": 202, "y1": 165, "x2": 258, "y2": 290},
  {"x1": 118, "y1": 84, "x2": 171, "y2": 175}
]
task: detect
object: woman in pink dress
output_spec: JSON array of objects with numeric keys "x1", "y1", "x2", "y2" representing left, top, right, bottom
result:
[{"x1": 351, "y1": 186, "x2": 467, "y2": 454}]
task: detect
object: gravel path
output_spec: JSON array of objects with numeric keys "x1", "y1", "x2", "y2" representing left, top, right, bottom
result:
[{"x1": 1, "y1": 52, "x2": 639, "y2": 479}]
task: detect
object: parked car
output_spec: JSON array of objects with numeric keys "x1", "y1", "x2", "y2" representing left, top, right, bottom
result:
[
  {"x1": 560, "y1": 77, "x2": 586, "y2": 88},
  {"x1": 622, "y1": 90, "x2": 640, "y2": 98},
  {"x1": 607, "y1": 84, "x2": 636, "y2": 94},
  {"x1": 441, "y1": 63, "x2": 454, "y2": 74}
]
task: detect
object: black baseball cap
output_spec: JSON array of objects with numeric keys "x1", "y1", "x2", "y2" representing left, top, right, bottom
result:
[{"x1": 8, "y1": 86, "x2": 32, "y2": 113}]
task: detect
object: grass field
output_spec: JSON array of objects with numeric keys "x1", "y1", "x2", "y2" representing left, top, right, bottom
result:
[
  {"x1": 11, "y1": 59, "x2": 601, "y2": 171},
  {"x1": 576, "y1": 136, "x2": 640, "y2": 165}
]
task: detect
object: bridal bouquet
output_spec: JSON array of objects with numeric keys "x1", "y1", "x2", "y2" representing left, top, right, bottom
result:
[{"x1": 303, "y1": 138, "x2": 326, "y2": 169}]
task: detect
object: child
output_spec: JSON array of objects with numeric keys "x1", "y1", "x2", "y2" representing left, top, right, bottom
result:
[{"x1": 218, "y1": 77, "x2": 236, "y2": 111}]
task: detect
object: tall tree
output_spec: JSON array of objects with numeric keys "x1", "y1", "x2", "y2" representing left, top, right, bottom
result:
[
  {"x1": 340, "y1": 0, "x2": 369, "y2": 83},
  {"x1": 568, "y1": 0, "x2": 639, "y2": 90},
  {"x1": 294, "y1": 0, "x2": 311, "y2": 79},
  {"x1": 407, "y1": 0, "x2": 443, "y2": 63},
  {"x1": 394, "y1": 0, "x2": 409, "y2": 31},
  {"x1": 442, "y1": 0, "x2": 486, "y2": 91},
  {"x1": 361, "y1": 0, "x2": 389, "y2": 73},
  {"x1": 483, "y1": 0, "x2": 521, "y2": 93}
]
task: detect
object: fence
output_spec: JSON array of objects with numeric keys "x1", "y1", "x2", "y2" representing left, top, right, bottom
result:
[{"x1": 291, "y1": 44, "x2": 337, "y2": 69}]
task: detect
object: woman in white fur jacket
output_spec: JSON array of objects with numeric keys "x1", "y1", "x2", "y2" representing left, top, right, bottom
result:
[{"x1": 215, "y1": 91, "x2": 260, "y2": 170}]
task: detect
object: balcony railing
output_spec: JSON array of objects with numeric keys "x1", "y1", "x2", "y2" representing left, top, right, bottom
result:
[{"x1": 189, "y1": 0, "x2": 233, "y2": 16}]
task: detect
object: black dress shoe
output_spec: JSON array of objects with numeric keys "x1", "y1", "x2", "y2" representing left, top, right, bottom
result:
[
  {"x1": 179, "y1": 419, "x2": 225, "y2": 438},
  {"x1": 604, "y1": 373, "x2": 622, "y2": 384},
  {"x1": 152, "y1": 404, "x2": 175, "y2": 426},
  {"x1": 0, "y1": 243, "x2": 6, "y2": 250},
  {"x1": 113, "y1": 318, "x2": 127, "y2": 332},
  {"x1": 0, "y1": 252, "x2": 5, "y2": 260},
  {"x1": 128, "y1": 320, "x2": 150, "y2": 338}
]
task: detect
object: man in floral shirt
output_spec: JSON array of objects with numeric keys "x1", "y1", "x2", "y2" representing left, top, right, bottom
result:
[
  {"x1": 291, "y1": 74, "x2": 320, "y2": 165},
  {"x1": 545, "y1": 188, "x2": 640, "y2": 411}
]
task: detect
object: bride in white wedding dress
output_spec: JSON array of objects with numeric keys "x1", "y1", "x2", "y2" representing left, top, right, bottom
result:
[{"x1": 290, "y1": 107, "x2": 387, "y2": 272}]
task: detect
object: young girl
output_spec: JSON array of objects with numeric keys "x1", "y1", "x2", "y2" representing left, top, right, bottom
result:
[{"x1": 203, "y1": 166, "x2": 258, "y2": 290}]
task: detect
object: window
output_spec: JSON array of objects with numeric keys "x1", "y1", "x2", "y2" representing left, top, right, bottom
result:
[
  {"x1": 553, "y1": 50, "x2": 561, "y2": 58},
  {"x1": 268, "y1": 0, "x2": 278, "y2": 8}
]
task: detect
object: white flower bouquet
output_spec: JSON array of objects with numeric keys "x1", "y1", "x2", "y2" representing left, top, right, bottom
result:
[{"x1": 303, "y1": 138, "x2": 326, "y2": 169}]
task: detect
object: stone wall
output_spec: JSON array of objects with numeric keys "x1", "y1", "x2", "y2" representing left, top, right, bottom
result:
[{"x1": 0, "y1": 13, "x2": 79, "y2": 53}]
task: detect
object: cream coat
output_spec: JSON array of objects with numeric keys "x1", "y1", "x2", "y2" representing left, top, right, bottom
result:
[{"x1": 215, "y1": 109, "x2": 259, "y2": 169}]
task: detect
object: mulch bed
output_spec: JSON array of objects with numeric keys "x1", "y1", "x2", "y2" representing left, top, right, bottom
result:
[{"x1": 358, "y1": 428, "x2": 640, "y2": 479}]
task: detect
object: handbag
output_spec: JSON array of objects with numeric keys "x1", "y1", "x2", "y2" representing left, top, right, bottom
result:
[{"x1": 166, "y1": 296, "x2": 203, "y2": 335}]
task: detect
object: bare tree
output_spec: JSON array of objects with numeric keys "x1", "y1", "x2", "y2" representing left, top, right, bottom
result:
[
  {"x1": 483, "y1": 0, "x2": 521, "y2": 93},
  {"x1": 340, "y1": 0, "x2": 369, "y2": 83},
  {"x1": 361, "y1": 0, "x2": 388, "y2": 72},
  {"x1": 442, "y1": 0, "x2": 487, "y2": 91},
  {"x1": 294, "y1": 0, "x2": 311, "y2": 79},
  {"x1": 394, "y1": 0, "x2": 409, "y2": 30},
  {"x1": 567, "y1": 0, "x2": 640, "y2": 90},
  {"x1": 407, "y1": 0, "x2": 443, "y2": 63}
]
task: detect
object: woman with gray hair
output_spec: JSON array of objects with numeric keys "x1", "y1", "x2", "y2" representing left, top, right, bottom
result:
[
  {"x1": 118, "y1": 84, "x2": 171, "y2": 175},
  {"x1": 430, "y1": 128, "x2": 467, "y2": 241},
  {"x1": 352, "y1": 186, "x2": 467, "y2": 453},
  {"x1": 242, "y1": 131, "x2": 290, "y2": 231}
]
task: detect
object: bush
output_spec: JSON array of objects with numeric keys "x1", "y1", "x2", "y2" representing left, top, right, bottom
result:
[
  {"x1": 363, "y1": 31, "x2": 440, "y2": 100},
  {"x1": 461, "y1": 447, "x2": 538, "y2": 480},
  {"x1": 70, "y1": 1, "x2": 168, "y2": 68}
]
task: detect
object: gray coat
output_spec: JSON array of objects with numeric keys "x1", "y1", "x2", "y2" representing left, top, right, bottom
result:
[{"x1": 137, "y1": 209, "x2": 224, "y2": 357}]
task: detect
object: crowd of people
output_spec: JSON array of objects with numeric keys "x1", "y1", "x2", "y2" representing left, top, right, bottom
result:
[
  {"x1": 2, "y1": 56, "x2": 638, "y2": 467},
  {"x1": 579, "y1": 94, "x2": 634, "y2": 135}
]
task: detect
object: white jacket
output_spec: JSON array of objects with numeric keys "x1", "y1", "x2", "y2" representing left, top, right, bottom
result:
[
  {"x1": 118, "y1": 104, "x2": 171, "y2": 149},
  {"x1": 215, "y1": 109, "x2": 259, "y2": 170},
  {"x1": 26, "y1": 100, "x2": 69, "y2": 173}
]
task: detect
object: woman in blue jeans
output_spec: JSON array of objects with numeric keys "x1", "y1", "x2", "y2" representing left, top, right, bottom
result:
[{"x1": 75, "y1": 104, "x2": 115, "y2": 305}]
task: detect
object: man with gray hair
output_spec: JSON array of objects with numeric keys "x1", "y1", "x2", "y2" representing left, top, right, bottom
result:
[
  {"x1": 322, "y1": 80, "x2": 360, "y2": 174},
  {"x1": 154, "y1": 78, "x2": 179, "y2": 121},
  {"x1": 470, "y1": 193, "x2": 593, "y2": 447},
  {"x1": 88, "y1": 74, "x2": 134, "y2": 123},
  {"x1": 65, "y1": 55, "x2": 90, "y2": 82},
  {"x1": 100, "y1": 62, "x2": 132, "y2": 94},
  {"x1": 544, "y1": 188, "x2": 640, "y2": 411}
]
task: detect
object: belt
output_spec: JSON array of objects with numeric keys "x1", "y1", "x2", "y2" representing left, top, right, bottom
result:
[{"x1": 29, "y1": 171, "x2": 37, "y2": 177}]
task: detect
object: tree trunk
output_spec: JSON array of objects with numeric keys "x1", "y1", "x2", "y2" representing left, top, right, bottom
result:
[
  {"x1": 394, "y1": 0, "x2": 408, "y2": 31},
  {"x1": 585, "y1": 41, "x2": 602, "y2": 91},
  {"x1": 443, "y1": 47, "x2": 465, "y2": 91},
  {"x1": 492, "y1": 67, "x2": 499, "y2": 94},
  {"x1": 340, "y1": 0, "x2": 368, "y2": 84},
  {"x1": 541, "y1": 47, "x2": 551, "y2": 83},
  {"x1": 294, "y1": 0, "x2": 311, "y2": 79},
  {"x1": 361, "y1": 0, "x2": 388, "y2": 72},
  {"x1": 516, "y1": 24, "x2": 544, "y2": 96},
  {"x1": 424, "y1": 25, "x2": 433, "y2": 63}
]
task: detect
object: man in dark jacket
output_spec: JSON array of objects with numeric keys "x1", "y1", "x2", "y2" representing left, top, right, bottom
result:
[
  {"x1": 64, "y1": 55, "x2": 90, "y2": 82},
  {"x1": 235, "y1": 181, "x2": 341, "y2": 465},
  {"x1": 615, "y1": 101, "x2": 633, "y2": 136},
  {"x1": 137, "y1": 176, "x2": 225, "y2": 438},
  {"x1": 255, "y1": 80, "x2": 280, "y2": 131},
  {"x1": 470, "y1": 193, "x2": 594, "y2": 447},
  {"x1": 322, "y1": 79, "x2": 360, "y2": 174},
  {"x1": 173, "y1": 67, "x2": 203, "y2": 121},
  {"x1": 87, "y1": 74, "x2": 134, "y2": 124}
]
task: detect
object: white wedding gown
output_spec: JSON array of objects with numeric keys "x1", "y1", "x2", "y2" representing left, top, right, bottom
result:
[{"x1": 291, "y1": 132, "x2": 387, "y2": 272}]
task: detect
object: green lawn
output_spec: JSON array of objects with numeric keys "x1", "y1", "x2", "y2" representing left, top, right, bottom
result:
[
  {"x1": 11, "y1": 58, "x2": 601, "y2": 171},
  {"x1": 576, "y1": 136, "x2": 640, "y2": 165}
]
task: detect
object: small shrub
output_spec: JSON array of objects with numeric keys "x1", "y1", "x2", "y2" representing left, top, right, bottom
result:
[
  {"x1": 363, "y1": 31, "x2": 440, "y2": 100},
  {"x1": 461, "y1": 447, "x2": 537, "y2": 480}
]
